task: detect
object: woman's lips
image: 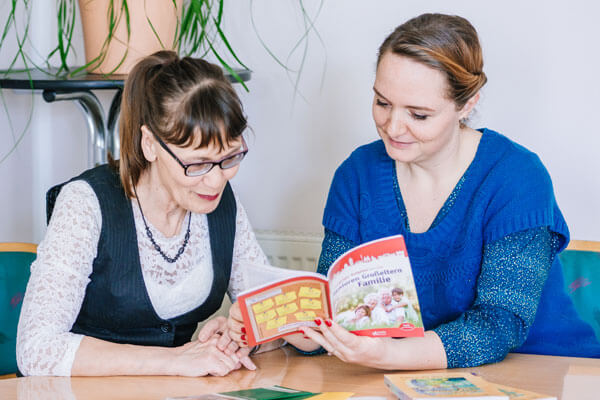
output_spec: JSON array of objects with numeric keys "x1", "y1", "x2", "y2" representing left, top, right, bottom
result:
[
  {"x1": 197, "y1": 193, "x2": 219, "y2": 201},
  {"x1": 388, "y1": 137, "x2": 414, "y2": 149}
]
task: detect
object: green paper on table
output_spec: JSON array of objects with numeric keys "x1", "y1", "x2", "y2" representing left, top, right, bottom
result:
[
  {"x1": 220, "y1": 386, "x2": 319, "y2": 400},
  {"x1": 166, "y1": 386, "x2": 319, "y2": 400}
]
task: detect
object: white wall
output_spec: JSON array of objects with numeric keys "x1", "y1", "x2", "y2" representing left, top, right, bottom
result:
[{"x1": 1, "y1": 0, "x2": 599, "y2": 244}]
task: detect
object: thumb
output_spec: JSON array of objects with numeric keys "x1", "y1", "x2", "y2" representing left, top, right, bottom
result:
[{"x1": 239, "y1": 354, "x2": 257, "y2": 371}]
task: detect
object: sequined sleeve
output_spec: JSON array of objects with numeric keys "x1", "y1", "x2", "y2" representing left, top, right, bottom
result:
[
  {"x1": 433, "y1": 226, "x2": 561, "y2": 367},
  {"x1": 317, "y1": 229, "x2": 357, "y2": 276}
]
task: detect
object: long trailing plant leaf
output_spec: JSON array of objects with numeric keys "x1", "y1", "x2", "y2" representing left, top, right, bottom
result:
[
  {"x1": 249, "y1": 0, "x2": 293, "y2": 71},
  {"x1": 207, "y1": 38, "x2": 248, "y2": 92},
  {"x1": 2, "y1": 0, "x2": 34, "y2": 76},
  {"x1": 103, "y1": 0, "x2": 131, "y2": 75},
  {"x1": 196, "y1": 2, "x2": 214, "y2": 60},
  {"x1": 179, "y1": 0, "x2": 249, "y2": 78},
  {"x1": 76, "y1": 0, "x2": 123, "y2": 74},
  {"x1": 180, "y1": 0, "x2": 211, "y2": 56},
  {"x1": 0, "y1": 87, "x2": 33, "y2": 165},
  {"x1": 145, "y1": 0, "x2": 180, "y2": 50},
  {"x1": 0, "y1": 1, "x2": 35, "y2": 163},
  {"x1": 215, "y1": 0, "x2": 223, "y2": 25},
  {"x1": 287, "y1": 3, "x2": 310, "y2": 107},
  {"x1": 307, "y1": 0, "x2": 327, "y2": 90},
  {"x1": 47, "y1": 0, "x2": 77, "y2": 75},
  {"x1": 285, "y1": 0, "x2": 326, "y2": 106},
  {"x1": 213, "y1": 17, "x2": 248, "y2": 70},
  {"x1": 70, "y1": 0, "x2": 132, "y2": 77},
  {"x1": 171, "y1": 0, "x2": 181, "y2": 49},
  {"x1": 0, "y1": 2, "x2": 46, "y2": 82},
  {"x1": 0, "y1": 2, "x2": 50, "y2": 78},
  {"x1": 0, "y1": 0, "x2": 20, "y2": 51}
]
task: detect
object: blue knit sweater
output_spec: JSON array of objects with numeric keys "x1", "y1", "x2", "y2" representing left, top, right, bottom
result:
[{"x1": 320, "y1": 128, "x2": 600, "y2": 367}]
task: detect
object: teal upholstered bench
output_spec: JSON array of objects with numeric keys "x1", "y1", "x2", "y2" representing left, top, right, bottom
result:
[
  {"x1": 0, "y1": 243, "x2": 36, "y2": 376},
  {"x1": 559, "y1": 240, "x2": 600, "y2": 342}
]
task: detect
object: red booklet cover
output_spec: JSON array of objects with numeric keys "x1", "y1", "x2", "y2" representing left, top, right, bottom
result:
[{"x1": 238, "y1": 235, "x2": 424, "y2": 346}]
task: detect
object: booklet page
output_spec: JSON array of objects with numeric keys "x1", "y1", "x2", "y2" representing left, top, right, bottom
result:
[{"x1": 327, "y1": 235, "x2": 424, "y2": 336}]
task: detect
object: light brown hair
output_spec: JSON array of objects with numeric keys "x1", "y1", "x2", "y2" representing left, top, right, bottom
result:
[
  {"x1": 118, "y1": 50, "x2": 247, "y2": 197},
  {"x1": 377, "y1": 13, "x2": 487, "y2": 110}
]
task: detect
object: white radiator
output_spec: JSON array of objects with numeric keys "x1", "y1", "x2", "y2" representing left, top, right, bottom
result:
[{"x1": 255, "y1": 230, "x2": 323, "y2": 272}]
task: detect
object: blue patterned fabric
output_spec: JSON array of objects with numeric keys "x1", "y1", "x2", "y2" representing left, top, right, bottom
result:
[{"x1": 319, "y1": 128, "x2": 600, "y2": 366}]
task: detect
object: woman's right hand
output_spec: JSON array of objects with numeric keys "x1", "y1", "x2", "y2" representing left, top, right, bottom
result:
[{"x1": 169, "y1": 337, "x2": 246, "y2": 377}]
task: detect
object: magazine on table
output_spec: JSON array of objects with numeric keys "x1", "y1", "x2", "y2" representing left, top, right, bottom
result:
[
  {"x1": 237, "y1": 234, "x2": 424, "y2": 346},
  {"x1": 384, "y1": 372, "x2": 556, "y2": 400}
]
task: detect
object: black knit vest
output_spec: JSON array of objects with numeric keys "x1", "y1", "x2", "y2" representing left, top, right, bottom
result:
[{"x1": 46, "y1": 164, "x2": 236, "y2": 347}]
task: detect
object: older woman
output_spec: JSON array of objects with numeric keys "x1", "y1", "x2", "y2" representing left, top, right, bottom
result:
[
  {"x1": 300, "y1": 13, "x2": 600, "y2": 368},
  {"x1": 16, "y1": 51, "x2": 267, "y2": 376}
]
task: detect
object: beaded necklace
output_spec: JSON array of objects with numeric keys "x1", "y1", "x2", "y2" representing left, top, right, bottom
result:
[{"x1": 133, "y1": 185, "x2": 191, "y2": 264}]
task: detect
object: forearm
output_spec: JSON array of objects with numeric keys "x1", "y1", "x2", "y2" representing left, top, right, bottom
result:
[
  {"x1": 71, "y1": 336, "x2": 178, "y2": 376},
  {"x1": 433, "y1": 305, "x2": 527, "y2": 368},
  {"x1": 429, "y1": 227, "x2": 559, "y2": 368},
  {"x1": 371, "y1": 331, "x2": 447, "y2": 370}
]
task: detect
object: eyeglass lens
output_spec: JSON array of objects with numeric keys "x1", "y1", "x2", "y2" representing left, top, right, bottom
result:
[{"x1": 185, "y1": 151, "x2": 247, "y2": 176}]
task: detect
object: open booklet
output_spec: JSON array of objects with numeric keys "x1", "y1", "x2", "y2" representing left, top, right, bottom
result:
[{"x1": 237, "y1": 234, "x2": 424, "y2": 346}]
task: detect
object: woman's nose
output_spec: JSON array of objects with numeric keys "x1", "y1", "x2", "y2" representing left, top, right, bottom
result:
[
  {"x1": 386, "y1": 111, "x2": 408, "y2": 137},
  {"x1": 201, "y1": 165, "x2": 227, "y2": 188}
]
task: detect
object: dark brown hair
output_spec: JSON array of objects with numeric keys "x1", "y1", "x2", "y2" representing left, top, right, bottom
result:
[
  {"x1": 377, "y1": 13, "x2": 487, "y2": 109},
  {"x1": 118, "y1": 50, "x2": 247, "y2": 197}
]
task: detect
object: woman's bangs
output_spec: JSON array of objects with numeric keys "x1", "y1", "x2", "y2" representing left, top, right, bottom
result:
[{"x1": 166, "y1": 84, "x2": 246, "y2": 150}]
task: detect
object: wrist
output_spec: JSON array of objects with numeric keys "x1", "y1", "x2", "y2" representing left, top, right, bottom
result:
[
  {"x1": 163, "y1": 345, "x2": 187, "y2": 376},
  {"x1": 370, "y1": 338, "x2": 396, "y2": 369}
]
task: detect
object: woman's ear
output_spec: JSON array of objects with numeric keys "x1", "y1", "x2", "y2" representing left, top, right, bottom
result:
[
  {"x1": 140, "y1": 125, "x2": 158, "y2": 162},
  {"x1": 459, "y1": 92, "x2": 480, "y2": 121}
]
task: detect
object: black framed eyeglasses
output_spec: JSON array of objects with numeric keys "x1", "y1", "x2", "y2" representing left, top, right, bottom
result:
[{"x1": 153, "y1": 133, "x2": 248, "y2": 177}]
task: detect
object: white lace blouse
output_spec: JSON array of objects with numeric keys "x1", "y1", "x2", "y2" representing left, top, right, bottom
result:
[{"x1": 16, "y1": 180, "x2": 268, "y2": 376}]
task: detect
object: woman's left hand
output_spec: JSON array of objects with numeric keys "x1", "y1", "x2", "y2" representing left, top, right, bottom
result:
[
  {"x1": 300, "y1": 318, "x2": 384, "y2": 367},
  {"x1": 197, "y1": 316, "x2": 239, "y2": 356}
]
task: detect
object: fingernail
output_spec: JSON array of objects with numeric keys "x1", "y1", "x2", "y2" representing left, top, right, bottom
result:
[
  {"x1": 325, "y1": 319, "x2": 332, "y2": 327},
  {"x1": 241, "y1": 334, "x2": 246, "y2": 341},
  {"x1": 303, "y1": 336, "x2": 310, "y2": 339},
  {"x1": 243, "y1": 341, "x2": 247, "y2": 346},
  {"x1": 241, "y1": 327, "x2": 246, "y2": 334},
  {"x1": 314, "y1": 319, "x2": 322, "y2": 326}
]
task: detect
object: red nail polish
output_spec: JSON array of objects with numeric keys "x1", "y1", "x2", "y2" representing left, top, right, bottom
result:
[
  {"x1": 241, "y1": 334, "x2": 246, "y2": 341},
  {"x1": 303, "y1": 336, "x2": 310, "y2": 339},
  {"x1": 241, "y1": 327, "x2": 246, "y2": 334},
  {"x1": 325, "y1": 320, "x2": 332, "y2": 327},
  {"x1": 314, "y1": 319, "x2": 322, "y2": 326},
  {"x1": 243, "y1": 341, "x2": 247, "y2": 346}
]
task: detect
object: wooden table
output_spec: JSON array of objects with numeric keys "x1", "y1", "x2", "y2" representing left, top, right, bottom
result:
[{"x1": 1, "y1": 347, "x2": 598, "y2": 399}]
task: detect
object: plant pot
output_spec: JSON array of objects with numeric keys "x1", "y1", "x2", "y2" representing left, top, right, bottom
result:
[{"x1": 78, "y1": 0, "x2": 183, "y2": 75}]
